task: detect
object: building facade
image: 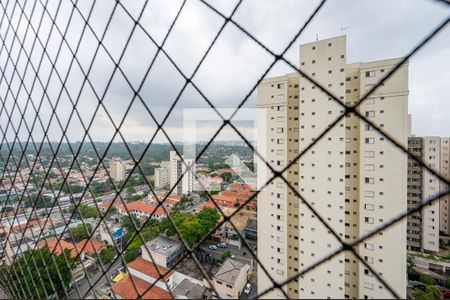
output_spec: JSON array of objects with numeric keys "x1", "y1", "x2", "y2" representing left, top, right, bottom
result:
[
  {"x1": 407, "y1": 136, "x2": 450, "y2": 252},
  {"x1": 169, "y1": 151, "x2": 195, "y2": 195},
  {"x1": 257, "y1": 35, "x2": 409, "y2": 299},
  {"x1": 154, "y1": 161, "x2": 170, "y2": 189},
  {"x1": 110, "y1": 158, "x2": 125, "y2": 182}
]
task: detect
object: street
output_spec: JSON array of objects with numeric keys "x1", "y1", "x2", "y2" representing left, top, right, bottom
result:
[{"x1": 68, "y1": 259, "x2": 123, "y2": 299}]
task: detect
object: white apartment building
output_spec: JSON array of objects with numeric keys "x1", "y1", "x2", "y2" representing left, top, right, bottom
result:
[
  {"x1": 169, "y1": 151, "x2": 196, "y2": 195},
  {"x1": 154, "y1": 161, "x2": 170, "y2": 189},
  {"x1": 110, "y1": 158, "x2": 125, "y2": 182},
  {"x1": 407, "y1": 136, "x2": 450, "y2": 252},
  {"x1": 257, "y1": 35, "x2": 409, "y2": 299}
]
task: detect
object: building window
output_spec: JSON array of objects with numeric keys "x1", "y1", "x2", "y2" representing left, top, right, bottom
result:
[
  {"x1": 365, "y1": 151, "x2": 375, "y2": 158},
  {"x1": 364, "y1": 191, "x2": 374, "y2": 198},
  {"x1": 365, "y1": 111, "x2": 375, "y2": 117},
  {"x1": 365, "y1": 177, "x2": 374, "y2": 184},
  {"x1": 365, "y1": 71, "x2": 375, "y2": 77},
  {"x1": 365, "y1": 138, "x2": 375, "y2": 144},
  {"x1": 365, "y1": 204, "x2": 374, "y2": 211}
]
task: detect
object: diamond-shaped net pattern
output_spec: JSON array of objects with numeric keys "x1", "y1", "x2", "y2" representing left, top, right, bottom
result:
[{"x1": 0, "y1": 0, "x2": 449, "y2": 299}]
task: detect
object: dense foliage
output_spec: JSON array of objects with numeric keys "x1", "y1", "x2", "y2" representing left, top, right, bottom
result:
[
  {"x1": 412, "y1": 285, "x2": 442, "y2": 300},
  {"x1": 11, "y1": 247, "x2": 76, "y2": 299},
  {"x1": 68, "y1": 203, "x2": 98, "y2": 219},
  {"x1": 159, "y1": 207, "x2": 220, "y2": 247},
  {"x1": 70, "y1": 223, "x2": 92, "y2": 242}
]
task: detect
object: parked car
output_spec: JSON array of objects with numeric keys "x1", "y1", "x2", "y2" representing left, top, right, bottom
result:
[
  {"x1": 442, "y1": 289, "x2": 450, "y2": 299},
  {"x1": 217, "y1": 242, "x2": 227, "y2": 248},
  {"x1": 244, "y1": 283, "x2": 252, "y2": 295},
  {"x1": 209, "y1": 245, "x2": 217, "y2": 250}
]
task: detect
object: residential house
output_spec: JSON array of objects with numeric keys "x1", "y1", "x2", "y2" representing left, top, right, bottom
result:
[
  {"x1": 142, "y1": 235, "x2": 185, "y2": 268},
  {"x1": 212, "y1": 258, "x2": 250, "y2": 299}
]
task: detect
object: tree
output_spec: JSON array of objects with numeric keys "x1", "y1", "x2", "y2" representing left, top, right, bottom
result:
[
  {"x1": 220, "y1": 172, "x2": 233, "y2": 183},
  {"x1": 221, "y1": 250, "x2": 231, "y2": 261},
  {"x1": 99, "y1": 247, "x2": 114, "y2": 265},
  {"x1": 70, "y1": 223, "x2": 92, "y2": 242},
  {"x1": 122, "y1": 215, "x2": 141, "y2": 233},
  {"x1": 69, "y1": 203, "x2": 98, "y2": 219},
  {"x1": 24, "y1": 194, "x2": 53, "y2": 209},
  {"x1": 127, "y1": 186, "x2": 136, "y2": 195},
  {"x1": 197, "y1": 207, "x2": 220, "y2": 229},
  {"x1": 159, "y1": 208, "x2": 220, "y2": 247},
  {"x1": 124, "y1": 250, "x2": 138, "y2": 263},
  {"x1": 11, "y1": 247, "x2": 76, "y2": 299},
  {"x1": 413, "y1": 285, "x2": 442, "y2": 300},
  {"x1": 419, "y1": 274, "x2": 437, "y2": 286},
  {"x1": 445, "y1": 278, "x2": 450, "y2": 289}
]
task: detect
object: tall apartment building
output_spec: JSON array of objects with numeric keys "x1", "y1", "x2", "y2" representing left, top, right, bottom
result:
[
  {"x1": 155, "y1": 161, "x2": 170, "y2": 189},
  {"x1": 257, "y1": 35, "x2": 409, "y2": 299},
  {"x1": 407, "y1": 137, "x2": 450, "y2": 252},
  {"x1": 110, "y1": 158, "x2": 125, "y2": 182},
  {"x1": 169, "y1": 151, "x2": 196, "y2": 195}
]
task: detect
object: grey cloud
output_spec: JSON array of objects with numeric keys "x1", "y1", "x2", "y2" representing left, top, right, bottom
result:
[{"x1": 1, "y1": 0, "x2": 449, "y2": 144}]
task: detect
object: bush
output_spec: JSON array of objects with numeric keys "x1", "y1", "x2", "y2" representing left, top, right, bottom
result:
[
  {"x1": 221, "y1": 250, "x2": 231, "y2": 261},
  {"x1": 124, "y1": 250, "x2": 137, "y2": 263},
  {"x1": 413, "y1": 285, "x2": 442, "y2": 300},
  {"x1": 419, "y1": 274, "x2": 437, "y2": 286},
  {"x1": 445, "y1": 278, "x2": 450, "y2": 289}
]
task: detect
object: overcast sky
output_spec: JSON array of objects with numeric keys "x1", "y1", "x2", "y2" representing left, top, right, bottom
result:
[{"x1": 0, "y1": 0, "x2": 449, "y2": 145}]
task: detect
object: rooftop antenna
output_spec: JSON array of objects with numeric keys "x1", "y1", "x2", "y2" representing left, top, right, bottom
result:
[{"x1": 341, "y1": 26, "x2": 350, "y2": 35}]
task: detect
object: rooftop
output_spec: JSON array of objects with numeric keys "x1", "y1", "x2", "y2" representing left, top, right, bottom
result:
[
  {"x1": 172, "y1": 278, "x2": 210, "y2": 299},
  {"x1": 111, "y1": 275, "x2": 172, "y2": 299},
  {"x1": 213, "y1": 258, "x2": 249, "y2": 286},
  {"x1": 37, "y1": 237, "x2": 79, "y2": 258},
  {"x1": 77, "y1": 239, "x2": 106, "y2": 255},
  {"x1": 127, "y1": 257, "x2": 173, "y2": 280},
  {"x1": 245, "y1": 217, "x2": 257, "y2": 231},
  {"x1": 145, "y1": 235, "x2": 184, "y2": 257}
]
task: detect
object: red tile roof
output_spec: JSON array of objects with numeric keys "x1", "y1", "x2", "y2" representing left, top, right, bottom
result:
[
  {"x1": 76, "y1": 239, "x2": 106, "y2": 255},
  {"x1": 98, "y1": 199, "x2": 122, "y2": 210},
  {"x1": 196, "y1": 200, "x2": 217, "y2": 210},
  {"x1": 121, "y1": 201, "x2": 171, "y2": 216},
  {"x1": 37, "y1": 237, "x2": 79, "y2": 258},
  {"x1": 111, "y1": 275, "x2": 172, "y2": 299},
  {"x1": 127, "y1": 257, "x2": 173, "y2": 280}
]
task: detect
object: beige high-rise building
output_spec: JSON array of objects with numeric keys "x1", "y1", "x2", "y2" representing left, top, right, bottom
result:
[
  {"x1": 257, "y1": 35, "x2": 409, "y2": 299},
  {"x1": 169, "y1": 151, "x2": 196, "y2": 195},
  {"x1": 406, "y1": 136, "x2": 450, "y2": 252},
  {"x1": 155, "y1": 161, "x2": 170, "y2": 189},
  {"x1": 110, "y1": 158, "x2": 125, "y2": 182}
]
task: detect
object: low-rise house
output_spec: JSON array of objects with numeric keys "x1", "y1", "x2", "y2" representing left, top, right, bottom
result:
[
  {"x1": 142, "y1": 235, "x2": 185, "y2": 268},
  {"x1": 212, "y1": 258, "x2": 250, "y2": 299},
  {"x1": 110, "y1": 255, "x2": 208, "y2": 299},
  {"x1": 37, "y1": 236, "x2": 82, "y2": 259},
  {"x1": 215, "y1": 208, "x2": 255, "y2": 248},
  {"x1": 116, "y1": 200, "x2": 171, "y2": 221},
  {"x1": 77, "y1": 239, "x2": 106, "y2": 258},
  {"x1": 111, "y1": 274, "x2": 172, "y2": 299},
  {"x1": 194, "y1": 200, "x2": 217, "y2": 212},
  {"x1": 172, "y1": 278, "x2": 213, "y2": 299},
  {"x1": 146, "y1": 194, "x2": 181, "y2": 209},
  {"x1": 243, "y1": 217, "x2": 257, "y2": 240}
]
